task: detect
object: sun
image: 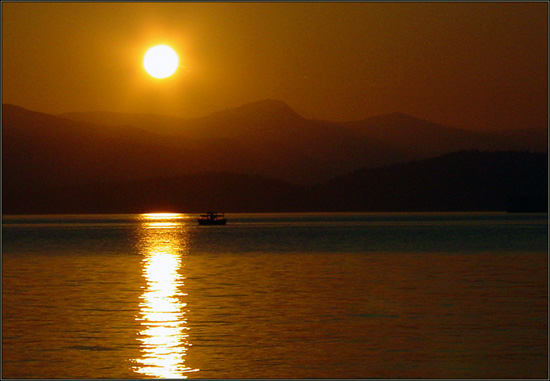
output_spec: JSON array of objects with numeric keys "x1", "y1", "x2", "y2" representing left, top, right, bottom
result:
[{"x1": 143, "y1": 45, "x2": 179, "y2": 79}]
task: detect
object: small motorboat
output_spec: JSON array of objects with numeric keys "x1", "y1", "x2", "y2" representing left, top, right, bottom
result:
[{"x1": 198, "y1": 212, "x2": 227, "y2": 225}]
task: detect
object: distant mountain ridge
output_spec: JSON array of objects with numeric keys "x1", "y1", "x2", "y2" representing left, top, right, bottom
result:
[
  {"x1": 3, "y1": 101, "x2": 547, "y2": 194},
  {"x1": 312, "y1": 150, "x2": 547, "y2": 212},
  {"x1": 59, "y1": 110, "x2": 185, "y2": 134},
  {"x1": 3, "y1": 150, "x2": 546, "y2": 214},
  {"x1": 58, "y1": 99, "x2": 547, "y2": 153},
  {"x1": 4, "y1": 102, "x2": 399, "y2": 186},
  {"x1": 58, "y1": 99, "x2": 305, "y2": 138}
]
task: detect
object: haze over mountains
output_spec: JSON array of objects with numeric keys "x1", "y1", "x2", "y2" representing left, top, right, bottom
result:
[
  {"x1": 60, "y1": 99, "x2": 547, "y2": 160},
  {"x1": 60, "y1": 99, "x2": 546, "y2": 182},
  {"x1": 3, "y1": 100, "x2": 547, "y2": 213}
]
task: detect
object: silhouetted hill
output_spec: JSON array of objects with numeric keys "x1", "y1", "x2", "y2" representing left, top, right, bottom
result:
[
  {"x1": 59, "y1": 110, "x2": 185, "y2": 136},
  {"x1": 346, "y1": 112, "x2": 548, "y2": 157},
  {"x1": 58, "y1": 99, "x2": 303, "y2": 137},
  {"x1": 61, "y1": 100, "x2": 547, "y2": 153},
  {"x1": 3, "y1": 172, "x2": 306, "y2": 214},
  {"x1": 492, "y1": 128, "x2": 548, "y2": 152},
  {"x1": 198, "y1": 99, "x2": 303, "y2": 134},
  {"x1": 58, "y1": 100, "x2": 546, "y2": 182},
  {"x1": 310, "y1": 150, "x2": 547, "y2": 212},
  {"x1": 4, "y1": 102, "x2": 547, "y2": 210},
  {"x1": 8, "y1": 103, "x2": 402, "y2": 185},
  {"x1": 2, "y1": 104, "x2": 209, "y2": 187},
  {"x1": 3, "y1": 147, "x2": 546, "y2": 214}
]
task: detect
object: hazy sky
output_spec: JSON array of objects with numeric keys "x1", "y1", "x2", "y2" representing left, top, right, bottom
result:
[{"x1": 2, "y1": 2, "x2": 548, "y2": 130}]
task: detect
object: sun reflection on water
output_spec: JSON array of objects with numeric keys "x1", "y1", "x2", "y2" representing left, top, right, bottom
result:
[{"x1": 133, "y1": 213, "x2": 199, "y2": 378}]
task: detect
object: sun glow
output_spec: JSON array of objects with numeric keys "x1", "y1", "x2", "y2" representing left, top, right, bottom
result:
[
  {"x1": 142, "y1": 213, "x2": 184, "y2": 219},
  {"x1": 143, "y1": 45, "x2": 179, "y2": 79}
]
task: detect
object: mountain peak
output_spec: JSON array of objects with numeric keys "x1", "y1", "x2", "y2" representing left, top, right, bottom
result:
[{"x1": 208, "y1": 99, "x2": 303, "y2": 123}]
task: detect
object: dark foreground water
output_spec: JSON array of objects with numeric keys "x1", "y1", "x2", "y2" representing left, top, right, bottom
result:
[{"x1": 2, "y1": 213, "x2": 548, "y2": 379}]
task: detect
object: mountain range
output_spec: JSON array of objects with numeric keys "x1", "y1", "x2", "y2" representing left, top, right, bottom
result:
[
  {"x1": 60, "y1": 100, "x2": 547, "y2": 163},
  {"x1": 3, "y1": 150, "x2": 546, "y2": 214},
  {"x1": 3, "y1": 100, "x2": 547, "y2": 213}
]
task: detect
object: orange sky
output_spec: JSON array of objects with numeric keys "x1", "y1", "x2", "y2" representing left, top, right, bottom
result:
[{"x1": 2, "y1": 2, "x2": 548, "y2": 131}]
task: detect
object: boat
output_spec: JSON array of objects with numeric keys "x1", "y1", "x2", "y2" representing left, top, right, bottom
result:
[{"x1": 198, "y1": 212, "x2": 227, "y2": 225}]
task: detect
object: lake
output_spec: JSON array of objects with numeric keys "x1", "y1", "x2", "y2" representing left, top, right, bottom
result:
[{"x1": 2, "y1": 212, "x2": 547, "y2": 378}]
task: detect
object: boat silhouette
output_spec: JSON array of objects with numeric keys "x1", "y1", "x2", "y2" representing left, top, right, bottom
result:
[{"x1": 198, "y1": 212, "x2": 227, "y2": 225}]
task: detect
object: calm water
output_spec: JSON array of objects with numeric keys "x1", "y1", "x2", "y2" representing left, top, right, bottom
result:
[{"x1": 2, "y1": 212, "x2": 548, "y2": 379}]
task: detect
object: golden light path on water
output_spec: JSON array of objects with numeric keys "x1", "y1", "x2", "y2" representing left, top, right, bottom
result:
[{"x1": 133, "y1": 213, "x2": 199, "y2": 378}]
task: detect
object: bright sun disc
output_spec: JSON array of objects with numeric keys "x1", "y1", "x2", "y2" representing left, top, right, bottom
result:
[{"x1": 144, "y1": 45, "x2": 179, "y2": 79}]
